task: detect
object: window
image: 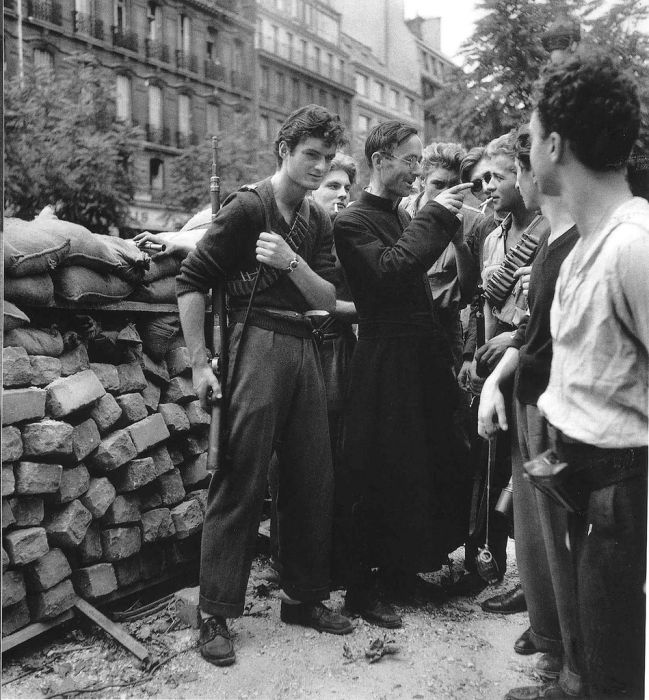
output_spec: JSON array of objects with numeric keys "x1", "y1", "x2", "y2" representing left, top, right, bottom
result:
[
  {"x1": 114, "y1": 0, "x2": 126, "y2": 31},
  {"x1": 319, "y1": 89, "x2": 327, "y2": 108},
  {"x1": 75, "y1": 0, "x2": 90, "y2": 13},
  {"x1": 355, "y1": 73, "x2": 368, "y2": 97},
  {"x1": 285, "y1": 31, "x2": 293, "y2": 60},
  {"x1": 147, "y1": 2, "x2": 160, "y2": 41},
  {"x1": 314, "y1": 46, "x2": 321, "y2": 71},
  {"x1": 261, "y1": 66, "x2": 270, "y2": 98},
  {"x1": 206, "y1": 28, "x2": 218, "y2": 62},
  {"x1": 291, "y1": 78, "x2": 300, "y2": 108},
  {"x1": 326, "y1": 52, "x2": 333, "y2": 78},
  {"x1": 276, "y1": 72, "x2": 286, "y2": 103},
  {"x1": 233, "y1": 40, "x2": 244, "y2": 73},
  {"x1": 405, "y1": 96, "x2": 415, "y2": 117},
  {"x1": 300, "y1": 39, "x2": 307, "y2": 66},
  {"x1": 272, "y1": 25, "x2": 279, "y2": 53},
  {"x1": 116, "y1": 75, "x2": 132, "y2": 122},
  {"x1": 305, "y1": 84, "x2": 313, "y2": 103},
  {"x1": 358, "y1": 114, "x2": 370, "y2": 135},
  {"x1": 178, "y1": 14, "x2": 190, "y2": 54},
  {"x1": 150, "y1": 158, "x2": 164, "y2": 191},
  {"x1": 148, "y1": 84, "x2": 162, "y2": 129},
  {"x1": 178, "y1": 94, "x2": 191, "y2": 136},
  {"x1": 34, "y1": 48, "x2": 54, "y2": 71},
  {"x1": 373, "y1": 81, "x2": 385, "y2": 103},
  {"x1": 260, "y1": 114, "x2": 270, "y2": 141},
  {"x1": 389, "y1": 88, "x2": 399, "y2": 110},
  {"x1": 206, "y1": 103, "x2": 219, "y2": 136}
]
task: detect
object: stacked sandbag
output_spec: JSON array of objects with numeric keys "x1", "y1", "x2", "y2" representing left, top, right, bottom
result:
[
  {"x1": 4, "y1": 215, "x2": 149, "y2": 308},
  {"x1": 2, "y1": 332, "x2": 211, "y2": 637}
]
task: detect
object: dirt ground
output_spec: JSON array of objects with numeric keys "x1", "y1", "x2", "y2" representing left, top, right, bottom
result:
[{"x1": 3, "y1": 542, "x2": 544, "y2": 700}]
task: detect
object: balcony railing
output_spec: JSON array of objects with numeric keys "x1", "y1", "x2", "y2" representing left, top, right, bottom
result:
[
  {"x1": 146, "y1": 124, "x2": 170, "y2": 146},
  {"x1": 175, "y1": 131, "x2": 199, "y2": 149},
  {"x1": 26, "y1": 0, "x2": 62, "y2": 25},
  {"x1": 204, "y1": 60, "x2": 226, "y2": 82},
  {"x1": 231, "y1": 70, "x2": 252, "y2": 91},
  {"x1": 175, "y1": 50, "x2": 197, "y2": 73},
  {"x1": 145, "y1": 38, "x2": 169, "y2": 63},
  {"x1": 72, "y1": 11, "x2": 104, "y2": 39},
  {"x1": 112, "y1": 26, "x2": 138, "y2": 52}
]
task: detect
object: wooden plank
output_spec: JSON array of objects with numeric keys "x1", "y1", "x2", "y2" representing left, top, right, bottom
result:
[
  {"x1": 2, "y1": 609, "x2": 75, "y2": 652},
  {"x1": 24, "y1": 301, "x2": 180, "y2": 313},
  {"x1": 74, "y1": 597, "x2": 150, "y2": 665}
]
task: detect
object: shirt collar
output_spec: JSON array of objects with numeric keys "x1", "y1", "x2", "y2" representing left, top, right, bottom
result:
[{"x1": 360, "y1": 189, "x2": 400, "y2": 213}]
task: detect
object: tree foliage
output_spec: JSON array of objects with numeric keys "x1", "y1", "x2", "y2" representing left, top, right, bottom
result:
[
  {"x1": 168, "y1": 115, "x2": 277, "y2": 215},
  {"x1": 4, "y1": 54, "x2": 140, "y2": 233},
  {"x1": 431, "y1": 0, "x2": 649, "y2": 147}
]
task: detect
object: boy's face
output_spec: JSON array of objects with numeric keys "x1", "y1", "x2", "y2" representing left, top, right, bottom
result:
[
  {"x1": 423, "y1": 166, "x2": 459, "y2": 200},
  {"x1": 281, "y1": 137, "x2": 337, "y2": 191},
  {"x1": 529, "y1": 111, "x2": 561, "y2": 196},
  {"x1": 313, "y1": 168, "x2": 352, "y2": 214},
  {"x1": 485, "y1": 154, "x2": 524, "y2": 214},
  {"x1": 515, "y1": 160, "x2": 540, "y2": 211}
]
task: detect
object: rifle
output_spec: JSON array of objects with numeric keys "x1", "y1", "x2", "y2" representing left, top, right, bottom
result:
[{"x1": 206, "y1": 136, "x2": 228, "y2": 472}]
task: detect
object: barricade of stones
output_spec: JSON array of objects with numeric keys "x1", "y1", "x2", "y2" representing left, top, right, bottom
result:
[{"x1": 2, "y1": 342, "x2": 211, "y2": 636}]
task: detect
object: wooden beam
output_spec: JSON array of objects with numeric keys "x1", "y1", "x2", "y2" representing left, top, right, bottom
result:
[
  {"x1": 2, "y1": 609, "x2": 75, "y2": 652},
  {"x1": 74, "y1": 597, "x2": 150, "y2": 665}
]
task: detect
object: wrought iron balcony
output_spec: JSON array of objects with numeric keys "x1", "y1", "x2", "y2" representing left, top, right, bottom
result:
[
  {"x1": 112, "y1": 26, "x2": 139, "y2": 52},
  {"x1": 72, "y1": 11, "x2": 103, "y2": 39},
  {"x1": 231, "y1": 70, "x2": 252, "y2": 91},
  {"x1": 26, "y1": 0, "x2": 62, "y2": 25},
  {"x1": 175, "y1": 50, "x2": 197, "y2": 73},
  {"x1": 145, "y1": 38, "x2": 169, "y2": 63},
  {"x1": 204, "y1": 60, "x2": 226, "y2": 82},
  {"x1": 146, "y1": 124, "x2": 170, "y2": 146}
]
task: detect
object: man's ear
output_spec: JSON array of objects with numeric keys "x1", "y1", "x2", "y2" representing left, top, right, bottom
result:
[
  {"x1": 278, "y1": 140, "x2": 290, "y2": 160},
  {"x1": 370, "y1": 151, "x2": 383, "y2": 169},
  {"x1": 548, "y1": 132, "x2": 564, "y2": 164}
]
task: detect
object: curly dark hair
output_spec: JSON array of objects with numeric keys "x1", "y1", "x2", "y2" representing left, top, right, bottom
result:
[
  {"x1": 534, "y1": 54, "x2": 641, "y2": 171},
  {"x1": 274, "y1": 104, "x2": 347, "y2": 167},
  {"x1": 460, "y1": 146, "x2": 486, "y2": 183},
  {"x1": 421, "y1": 142, "x2": 466, "y2": 180},
  {"x1": 364, "y1": 120, "x2": 418, "y2": 168},
  {"x1": 514, "y1": 125, "x2": 532, "y2": 172}
]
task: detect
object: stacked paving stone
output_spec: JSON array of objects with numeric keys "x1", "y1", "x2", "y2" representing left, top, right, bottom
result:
[{"x1": 2, "y1": 341, "x2": 210, "y2": 637}]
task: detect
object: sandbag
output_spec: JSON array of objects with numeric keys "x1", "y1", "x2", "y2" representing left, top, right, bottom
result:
[
  {"x1": 136, "y1": 314, "x2": 181, "y2": 360},
  {"x1": 130, "y1": 276, "x2": 177, "y2": 304},
  {"x1": 4, "y1": 302, "x2": 31, "y2": 331},
  {"x1": 180, "y1": 207, "x2": 211, "y2": 231},
  {"x1": 142, "y1": 256, "x2": 181, "y2": 283},
  {"x1": 4, "y1": 273, "x2": 55, "y2": 306},
  {"x1": 53, "y1": 266, "x2": 135, "y2": 304},
  {"x1": 4, "y1": 218, "x2": 71, "y2": 277},
  {"x1": 4, "y1": 326, "x2": 65, "y2": 356}
]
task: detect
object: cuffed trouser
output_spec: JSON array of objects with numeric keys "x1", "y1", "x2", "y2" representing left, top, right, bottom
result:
[
  {"x1": 513, "y1": 400, "x2": 582, "y2": 695},
  {"x1": 199, "y1": 324, "x2": 334, "y2": 618}
]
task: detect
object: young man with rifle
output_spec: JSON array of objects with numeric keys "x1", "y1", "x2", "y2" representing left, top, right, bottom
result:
[{"x1": 175, "y1": 105, "x2": 353, "y2": 667}]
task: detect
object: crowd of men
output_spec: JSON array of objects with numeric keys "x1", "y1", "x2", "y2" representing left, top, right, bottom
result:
[{"x1": 171, "y1": 53, "x2": 648, "y2": 699}]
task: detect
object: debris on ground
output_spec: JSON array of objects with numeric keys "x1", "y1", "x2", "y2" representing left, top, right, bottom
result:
[{"x1": 364, "y1": 635, "x2": 400, "y2": 664}]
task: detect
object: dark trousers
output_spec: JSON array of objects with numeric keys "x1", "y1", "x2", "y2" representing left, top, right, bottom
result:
[
  {"x1": 513, "y1": 401, "x2": 582, "y2": 694},
  {"x1": 569, "y1": 469, "x2": 646, "y2": 698},
  {"x1": 199, "y1": 324, "x2": 334, "y2": 618}
]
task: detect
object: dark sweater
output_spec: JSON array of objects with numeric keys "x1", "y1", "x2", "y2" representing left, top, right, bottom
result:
[
  {"x1": 512, "y1": 225, "x2": 579, "y2": 405},
  {"x1": 175, "y1": 178, "x2": 336, "y2": 312}
]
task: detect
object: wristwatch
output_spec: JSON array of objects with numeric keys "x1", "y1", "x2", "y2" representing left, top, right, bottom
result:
[{"x1": 286, "y1": 256, "x2": 299, "y2": 273}]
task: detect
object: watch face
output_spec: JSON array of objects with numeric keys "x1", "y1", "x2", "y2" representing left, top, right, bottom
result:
[{"x1": 289, "y1": 258, "x2": 298, "y2": 270}]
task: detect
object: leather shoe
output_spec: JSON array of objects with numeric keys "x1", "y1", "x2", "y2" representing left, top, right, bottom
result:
[
  {"x1": 514, "y1": 627, "x2": 537, "y2": 655},
  {"x1": 481, "y1": 583, "x2": 527, "y2": 614},
  {"x1": 504, "y1": 681, "x2": 577, "y2": 699},
  {"x1": 536, "y1": 653, "x2": 561, "y2": 680},
  {"x1": 345, "y1": 589, "x2": 403, "y2": 629},
  {"x1": 280, "y1": 601, "x2": 354, "y2": 635},
  {"x1": 199, "y1": 615, "x2": 235, "y2": 666},
  {"x1": 445, "y1": 571, "x2": 489, "y2": 598}
]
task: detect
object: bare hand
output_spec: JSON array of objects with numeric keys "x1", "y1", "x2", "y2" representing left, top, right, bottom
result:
[
  {"x1": 458, "y1": 358, "x2": 485, "y2": 395},
  {"x1": 255, "y1": 231, "x2": 294, "y2": 270},
  {"x1": 132, "y1": 231, "x2": 174, "y2": 259},
  {"x1": 477, "y1": 375, "x2": 508, "y2": 438},
  {"x1": 514, "y1": 265, "x2": 532, "y2": 297},
  {"x1": 434, "y1": 182, "x2": 472, "y2": 216},
  {"x1": 193, "y1": 364, "x2": 221, "y2": 411},
  {"x1": 475, "y1": 332, "x2": 514, "y2": 373}
]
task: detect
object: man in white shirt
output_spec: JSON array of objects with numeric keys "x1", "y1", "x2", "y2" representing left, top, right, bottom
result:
[{"x1": 509, "y1": 54, "x2": 648, "y2": 700}]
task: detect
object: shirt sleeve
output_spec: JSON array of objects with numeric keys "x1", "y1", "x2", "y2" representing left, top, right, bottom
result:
[
  {"x1": 334, "y1": 200, "x2": 459, "y2": 288},
  {"x1": 615, "y1": 224, "x2": 649, "y2": 353},
  {"x1": 175, "y1": 197, "x2": 250, "y2": 297},
  {"x1": 307, "y1": 203, "x2": 337, "y2": 284}
]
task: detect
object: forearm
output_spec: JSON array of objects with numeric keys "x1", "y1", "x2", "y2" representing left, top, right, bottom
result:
[
  {"x1": 178, "y1": 292, "x2": 209, "y2": 369},
  {"x1": 287, "y1": 256, "x2": 336, "y2": 313},
  {"x1": 489, "y1": 346, "x2": 520, "y2": 387},
  {"x1": 335, "y1": 299, "x2": 357, "y2": 322}
]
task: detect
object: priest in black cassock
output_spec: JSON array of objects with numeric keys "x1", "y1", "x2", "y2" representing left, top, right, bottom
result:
[{"x1": 334, "y1": 121, "x2": 473, "y2": 628}]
